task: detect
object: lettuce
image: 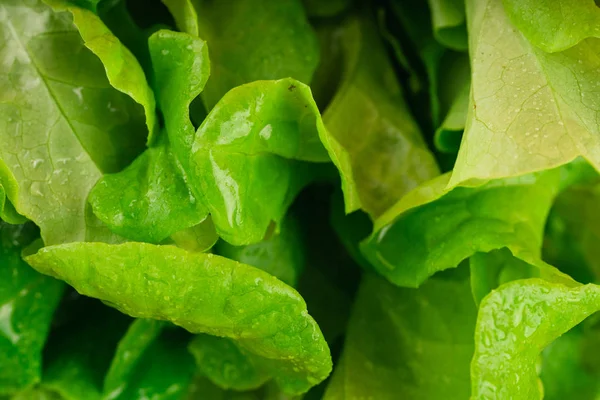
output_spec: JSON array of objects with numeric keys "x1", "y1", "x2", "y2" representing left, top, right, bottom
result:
[{"x1": 4, "y1": 0, "x2": 600, "y2": 398}]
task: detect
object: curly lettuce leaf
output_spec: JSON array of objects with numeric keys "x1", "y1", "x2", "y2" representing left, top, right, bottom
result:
[
  {"x1": 502, "y1": 0, "x2": 600, "y2": 53},
  {"x1": 44, "y1": 0, "x2": 157, "y2": 142},
  {"x1": 148, "y1": 30, "x2": 209, "y2": 174},
  {"x1": 191, "y1": 215, "x2": 306, "y2": 390},
  {"x1": 452, "y1": 0, "x2": 600, "y2": 187},
  {"x1": 25, "y1": 242, "x2": 332, "y2": 395},
  {"x1": 89, "y1": 30, "x2": 210, "y2": 243},
  {"x1": 471, "y1": 279, "x2": 600, "y2": 399},
  {"x1": 89, "y1": 136, "x2": 208, "y2": 243},
  {"x1": 361, "y1": 167, "x2": 561, "y2": 287},
  {"x1": 187, "y1": 79, "x2": 330, "y2": 245},
  {"x1": 0, "y1": 0, "x2": 146, "y2": 244},
  {"x1": 0, "y1": 223, "x2": 64, "y2": 395},
  {"x1": 325, "y1": 267, "x2": 476, "y2": 400},
  {"x1": 103, "y1": 319, "x2": 195, "y2": 400},
  {"x1": 320, "y1": 13, "x2": 439, "y2": 217},
  {"x1": 164, "y1": 0, "x2": 319, "y2": 111}
]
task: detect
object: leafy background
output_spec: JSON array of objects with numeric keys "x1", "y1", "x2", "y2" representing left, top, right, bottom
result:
[{"x1": 3, "y1": 0, "x2": 600, "y2": 399}]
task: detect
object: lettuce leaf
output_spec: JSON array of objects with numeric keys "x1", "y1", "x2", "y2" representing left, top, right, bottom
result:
[
  {"x1": 0, "y1": 0, "x2": 146, "y2": 245},
  {"x1": 44, "y1": 0, "x2": 158, "y2": 142},
  {"x1": 25, "y1": 242, "x2": 332, "y2": 395},
  {"x1": 103, "y1": 319, "x2": 195, "y2": 400},
  {"x1": 472, "y1": 279, "x2": 600, "y2": 399},
  {"x1": 362, "y1": 165, "x2": 566, "y2": 287},
  {"x1": 320, "y1": 12, "x2": 439, "y2": 217},
  {"x1": 453, "y1": 0, "x2": 600, "y2": 187},
  {"x1": 502, "y1": 0, "x2": 600, "y2": 52},
  {"x1": 427, "y1": 0, "x2": 468, "y2": 50}
]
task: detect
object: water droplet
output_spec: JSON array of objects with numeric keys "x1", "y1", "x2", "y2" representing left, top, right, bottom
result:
[
  {"x1": 0, "y1": 301, "x2": 20, "y2": 344},
  {"x1": 29, "y1": 182, "x2": 43, "y2": 197},
  {"x1": 72, "y1": 87, "x2": 84, "y2": 102}
]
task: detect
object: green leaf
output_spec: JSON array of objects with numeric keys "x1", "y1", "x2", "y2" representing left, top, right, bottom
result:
[
  {"x1": 0, "y1": 0, "x2": 146, "y2": 245},
  {"x1": 44, "y1": 0, "x2": 157, "y2": 142},
  {"x1": 148, "y1": 29, "x2": 210, "y2": 175},
  {"x1": 25, "y1": 242, "x2": 332, "y2": 395},
  {"x1": 325, "y1": 267, "x2": 476, "y2": 400},
  {"x1": 471, "y1": 279, "x2": 600, "y2": 399},
  {"x1": 89, "y1": 29, "x2": 210, "y2": 243},
  {"x1": 167, "y1": 217, "x2": 218, "y2": 253},
  {"x1": 96, "y1": 0, "x2": 153, "y2": 78},
  {"x1": 502, "y1": 0, "x2": 600, "y2": 53},
  {"x1": 161, "y1": 0, "x2": 199, "y2": 36},
  {"x1": 103, "y1": 319, "x2": 165, "y2": 398},
  {"x1": 104, "y1": 319, "x2": 195, "y2": 400},
  {"x1": 188, "y1": 334, "x2": 270, "y2": 391},
  {"x1": 187, "y1": 78, "x2": 330, "y2": 245},
  {"x1": 0, "y1": 223, "x2": 64, "y2": 395},
  {"x1": 427, "y1": 0, "x2": 468, "y2": 50},
  {"x1": 40, "y1": 300, "x2": 131, "y2": 400},
  {"x1": 165, "y1": 0, "x2": 319, "y2": 111},
  {"x1": 434, "y1": 79, "x2": 469, "y2": 154},
  {"x1": 215, "y1": 215, "x2": 305, "y2": 287},
  {"x1": 470, "y1": 248, "x2": 543, "y2": 305},
  {"x1": 320, "y1": 13, "x2": 439, "y2": 217},
  {"x1": 434, "y1": 52, "x2": 470, "y2": 155},
  {"x1": 89, "y1": 136, "x2": 208, "y2": 243},
  {"x1": 0, "y1": 186, "x2": 27, "y2": 225},
  {"x1": 361, "y1": 166, "x2": 562, "y2": 287},
  {"x1": 453, "y1": 0, "x2": 600, "y2": 187}
]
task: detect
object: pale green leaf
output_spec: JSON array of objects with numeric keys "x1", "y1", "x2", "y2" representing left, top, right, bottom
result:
[
  {"x1": 502, "y1": 0, "x2": 600, "y2": 53},
  {"x1": 44, "y1": 0, "x2": 157, "y2": 142},
  {"x1": 472, "y1": 279, "x2": 600, "y2": 399},
  {"x1": 452, "y1": 0, "x2": 600, "y2": 187},
  {"x1": 0, "y1": 0, "x2": 146, "y2": 245},
  {"x1": 321, "y1": 13, "x2": 439, "y2": 217}
]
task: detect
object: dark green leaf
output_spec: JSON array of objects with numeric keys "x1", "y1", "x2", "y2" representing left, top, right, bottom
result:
[
  {"x1": 0, "y1": 223, "x2": 64, "y2": 395},
  {"x1": 325, "y1": 267, "x2": 476, "y2": 399}
]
